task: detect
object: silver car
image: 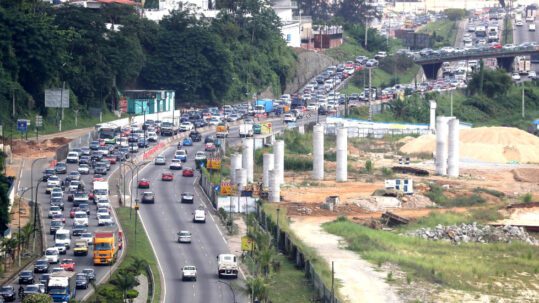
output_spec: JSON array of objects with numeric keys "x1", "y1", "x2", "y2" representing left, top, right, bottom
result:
[{"x1": 177, "y1": 231, "x2": 192, "y2": 243}]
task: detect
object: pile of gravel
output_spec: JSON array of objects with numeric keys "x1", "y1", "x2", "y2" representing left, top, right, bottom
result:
[{"x1": 406, "y1": 222, "x2": 538, "y2": 245}]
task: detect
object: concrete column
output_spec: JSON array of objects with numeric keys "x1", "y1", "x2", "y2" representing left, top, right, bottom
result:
[
  {"x1": 242, "y1": 138, "x2": 254, "y2": 183},
  {"x1": 435, "y1": 117, "x2": 450, "y2": 176},
  {"x1": 236, "y1": 168, "x2": 247, "y2": 187},
  {"x1": 231, "y1": 153, "x2": 242, "y2": 184},
  {"x1": 336, "y1": 127, "x2": 348, "y2": 182},
  {"x1": 274, "y1": 140, "x2": 285, "y2": 185},
  {"x1": 429, "y1": 100, "x2": 437, "y2": 132},
  {"x1": 269, "y1": 169, "x2": 280, "y2": 203},
  {"x1": 447, "y1": 118, "x2": 460, "y2": 178},
  {"x1": 312, "y1": 124, "x2": 324, "y2": 180},
  {"x1": 262, "y1": 153, "x2": 275, "y2": 188},
  {"x1": 298, "y1": 125, "x2": 305, "y2": 134}
]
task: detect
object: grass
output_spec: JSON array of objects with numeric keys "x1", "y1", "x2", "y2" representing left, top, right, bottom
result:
[
  {"x1": 266, "y1": 254, "x2": 315, "y2": 303},
  {"x1": 325, "y1": 33, "x2": 371, "y2": 62},
  {"x1": 115, "y1": 207, "x2": 161, "y2": 303},
  {"x1": 418, "y1": 19, "x2": 458, "y2": 48},
  {"x1": 4, "y1": 108, "x2": 120, "y2": 139},
  {"x1": 323, "y1": 218, "x2": 539, "y2": 295}
]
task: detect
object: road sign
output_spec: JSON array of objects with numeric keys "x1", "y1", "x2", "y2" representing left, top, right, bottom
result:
[
  {"x1": 35, "y1": 115, "x2": 43, "y2": 127},
  {"x1": 16, "y1": 119, "x2": 28, "y2": 132},
  {"x1": 44, "y1": 88, "x2": 70, "y2": 108},
  {"x1": 241, "y1": 236, "x2": 255, "y2": 251}
]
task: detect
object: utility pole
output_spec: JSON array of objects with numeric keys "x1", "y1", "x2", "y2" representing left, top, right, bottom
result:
[
  {"x1": 368, "y1": 67, "x2": 373, "y2": 121},
  {"x1": 450, "y1": 90, "x2": 454, "y2": 116},
  {"x1": 331, "y1": 261, "x2": 335, "y2": 303},
  {"x1": 74, "y1": 109, "x2": 79, "y2": 127},
  {"x1": 61, "y1": 81, "x2": 65, "y2": 120}
]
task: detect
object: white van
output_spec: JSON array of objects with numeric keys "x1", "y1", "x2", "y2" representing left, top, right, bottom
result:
[
  {"x1": 193, "y1": 209, "x2": 206, "y2": 223},
  {"x1": 66, "y1": 152, "x2": 79, "y2": 164},
  {"x1": 54, "y1": 229, "x2": 71, "y2": 249},
  {"x1": 44, "y1": 247, "x2": 59, "y2": 264}
]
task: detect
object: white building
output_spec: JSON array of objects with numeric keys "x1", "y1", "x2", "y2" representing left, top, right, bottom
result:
[
  {"x1": 272, "y1": 0, "x2": 302, "y2": 47},
  {"x1": 144, "y1": 0, "x2": 219, "y2": 22}
]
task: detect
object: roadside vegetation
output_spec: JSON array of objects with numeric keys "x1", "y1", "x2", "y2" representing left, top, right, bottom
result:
[
  {"x1": 90, "y1": 208, "x2": 161, "y2": 303},
  {"x1": 503, "y1": 17, "x2": 513, "y2": 44},
  {"x1": 418, "y1": 19, "x2": 458, "y2": 48},
  {"x1": 323, "y1": 216, "x2": 539, "y2": 297}
]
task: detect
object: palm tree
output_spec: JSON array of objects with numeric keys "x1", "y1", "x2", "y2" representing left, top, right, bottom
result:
[
  {"x1": 129, "y1": 257, "x2": 148, "y2": 275},
  {"x1": 20, "y1": 224, "x2": 34, "y2": 253},
  {"x1": 245, "y1": 276, "x2": 269, "y2": 303},
  {"x1": 256, "y1": 246, "x2": 274, "y2": 277},
  {"x1": 111, "y1": 269, "x2": 138, "y2": 299},
  {"x1": 1, "y1": 237, "x2": 18, "y2": 269}
]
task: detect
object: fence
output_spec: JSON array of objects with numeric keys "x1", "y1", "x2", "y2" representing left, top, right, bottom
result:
[
  {"x1": 255, "y1": 208, "x2": 341, "y2": 303},
  {"x1": 325, "y1": 124, "x2": 430, "y2": 138},
  {"x1": 199, "y1": 173, "x2": 217, "y2": 208}
]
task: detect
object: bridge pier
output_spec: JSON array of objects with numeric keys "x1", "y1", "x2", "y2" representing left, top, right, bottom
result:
[
  {"x1": 421, "y1": 62, "x2": 442, "y2": 80},
  {"x1": 496, "y1": 56, "x2": 515, "y2": 72}
]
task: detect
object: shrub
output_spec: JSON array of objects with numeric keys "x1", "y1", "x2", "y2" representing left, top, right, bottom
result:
[
  {"x1": 284, "y1": 156, "x2": 312, "y2": 171},
  {"x1": 365, "y1": 160, "x2": 374, "y2": 174},
  {"x1": 522, "y1": 193, "x2": 533, "y2": 203},
  {"x1": 473, "y1": 187, "x2": 505, "y2": 198}
]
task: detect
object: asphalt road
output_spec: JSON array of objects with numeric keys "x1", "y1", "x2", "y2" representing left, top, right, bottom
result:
[
  {"x1": 12, "y1": 138, "x2": 166, "y2": 301},
  {"x1": 513, "y1": 18, "x2": 539, "y2": 73},
  {"x1": 134, "y1": 115, "x2": 321, "y2": 303}
]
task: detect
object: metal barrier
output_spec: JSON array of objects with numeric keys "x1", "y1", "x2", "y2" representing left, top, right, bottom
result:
[{"x1": 145, "y1": 264, "x2": 155, "y2": 303}]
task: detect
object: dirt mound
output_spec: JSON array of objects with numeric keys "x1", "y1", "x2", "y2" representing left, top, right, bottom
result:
[
  {"x1": 513, "y1": 168, "x2": 539, "y2": 183},
  {"x1": 11, "y1": 136, "x2": 71, "y2": 157},
  {"x1": 400, "y1": 127, "x2": 539, "y2": 163}
]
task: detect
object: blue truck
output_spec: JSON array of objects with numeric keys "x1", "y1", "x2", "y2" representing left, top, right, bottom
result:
[
  {"x1": 48, "y1": 271, "x2": 76, "y2": 302},
  {"x1": 254, "y1": 99, "x2": 273, "y2": 116}
]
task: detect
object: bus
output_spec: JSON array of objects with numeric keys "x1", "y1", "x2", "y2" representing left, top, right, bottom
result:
[{"x1": 98, "y1": 124, "x2": 120, "y2": 144}]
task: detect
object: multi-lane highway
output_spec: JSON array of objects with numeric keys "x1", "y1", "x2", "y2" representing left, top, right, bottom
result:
[
  {"x1": 513, "y1": 17, "x2": 539, "y2": 73},
  {"x1": 133, "y1": 116, "x2": 320, "y2": 303}
]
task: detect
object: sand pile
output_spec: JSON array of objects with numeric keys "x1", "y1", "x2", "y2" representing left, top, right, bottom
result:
[{"x1": 400, "y1": 127, "x2": 539, "y2": 164}]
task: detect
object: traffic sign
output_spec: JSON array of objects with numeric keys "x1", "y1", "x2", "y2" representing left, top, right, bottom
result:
[
  {"x1": 35, "y1": 115, "x2": 43, "y2": 127},
  {"x1": 16, "y1": 119, "x2": 28, "y2": 132}
]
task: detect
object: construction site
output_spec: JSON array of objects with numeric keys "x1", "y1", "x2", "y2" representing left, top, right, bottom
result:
[{"x1": 227, "y1": 110, "x2": 539, "y2": 302}]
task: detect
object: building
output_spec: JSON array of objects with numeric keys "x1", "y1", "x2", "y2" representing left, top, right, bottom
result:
[
  {"x1": 384, "y1": 179, "x2": 414, "y2": 194},
  {"x1": 123, "y1": 90, "x2": 175, "y2": 115}
]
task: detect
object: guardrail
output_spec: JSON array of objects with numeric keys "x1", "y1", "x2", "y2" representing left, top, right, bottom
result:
[
  {"x1": 414, "y1": 45, "x2": 539, "y2": 63},
  {"x1": 145, "y1": 264, "x2": 155, "y2": 303}
]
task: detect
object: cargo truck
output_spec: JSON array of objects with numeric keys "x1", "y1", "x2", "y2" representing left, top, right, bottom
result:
[
  {"x1": 518, "y1": 57, "x2": 531, "y2": 75},
  {"x1": 216, "y1": 123, "x2": 229, "y2": 138},
  {"x1": 48, "y1": 271, "x2": 76, "y2": 303},
  {"x1": 93, "y1": 231, "x2": 117, "y2": 265},
  {"x1": 239, "y1": 124, "x2": 253, "y2": 137},
  {"x1": 160, "y1": 121, "x2": 177, "y2": 136},
  {"x1": 254, "y1": 99, "x2": 273, "y2": 117},
  {"x1": 217, "y1": 254, "x2": 238, "y2": 278},
  {"x1": 90, "y1": 181, "x2": 109, "y2": 202}
]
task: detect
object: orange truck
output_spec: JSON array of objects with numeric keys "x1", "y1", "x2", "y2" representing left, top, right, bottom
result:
[{"x1": 93, "y1": 231, "x2": 118, "y2": 265}]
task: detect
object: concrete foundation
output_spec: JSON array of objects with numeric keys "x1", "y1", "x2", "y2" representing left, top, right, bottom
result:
[
  {"x1": 336, "y1": 127, "x2": 348, "y2": 182},
  {"x1": 429, "y1": 100, "x2": 437, "y2": 132},
  {"x1": 447, "y1": 118, "x2": 460, "y2": 177},
  {"x1": 236, "y1": 168, "x2": 247, "y2": 187},
  {"x1": 263, "y1": 153, "x2": 275, "y2": 188},
  {"x1": 230, "y1": 153, "x2": 242, "y2": 184},
  {"x1": 274, "y1": 140, "x2": 285, "y2": 185},
  {"x1": 269, "y1": 169, "x2": 280, "y2": 202},
  {"x1": 242, "y1": 138, "x2": 254, "y2": 183},
  {"x1": 435, "y1": 117, "x2": 450, "y2": 176}
]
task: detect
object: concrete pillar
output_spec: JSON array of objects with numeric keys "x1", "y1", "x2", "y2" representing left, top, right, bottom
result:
[
  {"x1": 435, "y1": 117, "x2": 450, "y2": 176},
  {"x1": 336, "y1": 127, "x2": 348, "y2": 182},
  {"x1": 274, "y1": 140, "x2": 285, "y2": 185},
  {"x1": 298, "y1": 125, "x2": 305, "y2": 134},
  {"x1": 312, "y1": 124, "x2": 324, "y2": 180},
  {"x1": 429, "y1": 100, "x2": 437, "y2": 132},
  {"x1": 263, "y1": 153, "x2": 275, "y2": 188},
  {"x1": 447, "y1": 118, "x2": 460, "y2": 177},
  {"x1": 230, "y1": 153, "x2": 242, "y2": 184},
  {"x1": 269, "y1": 169, "x2": 280, "y2": 203},
  {"x1": 236, "y1": 168, "x2": 247, "y2": 187},
  {"x1": 242, "y1": 138, "x2": 254, "y2": 183}
]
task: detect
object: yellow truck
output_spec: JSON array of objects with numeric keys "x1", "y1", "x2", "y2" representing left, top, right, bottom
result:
[
  {"x1": 216, "y1": 123, "x2": 229, "y2": 138},
  {"x1": 93, "y1": 231, "x2": 117, "y2": 265}
]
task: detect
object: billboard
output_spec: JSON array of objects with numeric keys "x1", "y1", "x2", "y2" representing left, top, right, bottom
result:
[
  {"x1": 261, "y1": 122, "x2": 272, "y2": 134},
  {"x1": 45, "y1": 89, "x2": 70, "y2": 108}
]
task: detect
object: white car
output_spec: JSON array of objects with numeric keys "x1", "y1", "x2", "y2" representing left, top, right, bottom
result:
[
  {"x1": 193, "y1": 209, "x2": 206, "y2": 223},
  {"x1": 74, "y1": 211, "x2": 88, "y2": 226},
  {"x1": 177, "y1": 230, "x2": 192, "y2": 243},
  {"x1": 47, "y1": 176, "x2": 61, "y2": 188},
  {"x1": 117, "y1": 137, "x2": 129, "y2": 147},
  {"x1": 96, "y1": 207, "x2": 110, "y2": 218},
  {"x1": 66, "y1": 152, "x2": 79, "y2": 164},
  {"x1": 54, "y1": 242, "x2": 67, "y2": 254},
  {"x1": 208, "y1": 117, "x2": 220, "y2": 126},
  {"x1": 169, "y1": 159, "x2": 183, "y2": 170},
  {"x1": 182, "y1": 265, "x2": 197, "y2": 281},
  {"x1": 50, "y1": 191, "x2": 63, "y2": 201},
  {"x1": 98, "y1": 214, "x2": 113, "y2": 226},
  {"x1": 194, "y1": 151, "x2": 207, "y2": 162},
  {"x1": 78, "y1": 164, "x2": 90, "y2": 175},
  {"x1": 54, "y1": 229, "x2": 71, "y2": 249},
  {"x1": 68, "y1": 180, "x2": 81, "y2": 192},
  {"x1": 154, "y1": 155, "x2": 166, "y2": 165},
  {"x1": 80, "y1": 233, "x2": 93, "y2": 245},
  {"x1": 512, "y1": 73, "x2": 521, "y2": 80},
  {"x1": 179, "y1": 122, "x2": 194, "y2": 132},
  {"x1": 48, "y1": 206, "x2": 62, "y2": 218},
  {"x1": 96, "y1": 200, "x2": 111, "y2": 210},
  {"x1": 147, "y1": 131, "x2": 159, "y2": 142},
  {"x1": 529, "y1": 71, "x2": 537, "y2": 79},
  {"x1": 283, "y1": 114, "x2": 297, "y2": 123},
  {"x1": 516, "y1": 21, "x2": 524, "y2": 27},
  {"x1": 44, "y1": 247, "x2": 59, "y2": 264}
]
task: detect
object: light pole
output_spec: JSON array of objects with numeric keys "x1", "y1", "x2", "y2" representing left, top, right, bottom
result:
[
  {"x1": 30, "y1": 157, "x2": 45, "y2": 238},
  {"x1": 32, "y1": 180, "x2": 43, "y2": 253},
  {"x1": 134, "y1": 199, "x2": 139, "y2": 253},
  {"x1": 17, "y1": 187, "x2": 32, "y2": 267},
  {"x1": 276, "y1": 208, "x2": 280, "y2": 249}
]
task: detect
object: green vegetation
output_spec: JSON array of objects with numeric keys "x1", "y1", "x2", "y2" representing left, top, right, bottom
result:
[
  {"x1": 91, "y1": 208, "x2": 161, "y2": 303},
  {"x1": 22, "y1": 294, "x2": 53, "y2": 303},
  {"x1": 265, "y1": 253, "x2": 314, "y2": 303},
  {"x1": 325, "y1": 33, "x2": 371, "y2": 62},
  {"x1": 424, "y1": 183, "x2": 488, "y2": 207},
  {"x1": 503, "y1": 17, "x2": 513, "y2": 45},
  {"x1": 323, "y1": 218, "x2": 539, "y2": 295},
  {"x1": 418, "y1": 19, "x2": 458, "y2": 48},
  {"x1": 521, "y1": 193, "x2": 533, "y2": 203},
  {"x1": 0, "y1": 1, "x2": 295, "y2": 132},
  {"x1": 443, "y1": 8, "x2": 468, "y2": 21}
]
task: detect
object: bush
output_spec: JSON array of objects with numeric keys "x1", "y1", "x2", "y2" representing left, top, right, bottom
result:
[
  {"x1": 381, "y1": 167, "x2": 393, "y2": 177},
  {"x1": 522, "y1": 193, "x2": 533, "y2": 203},
  {"x1": 365, "y1": 160, "x2": 374, "y2": 174},
  {"x1": 126, "y1": 289, "x2": 139, "y2": 299},
  {"x1": 284, "y1": 156, "x2": 312, "y2": 171},
  {"x1": 22, "y1": 294, "x2": 53, "y2": 303},
  {"x1": 473, "y1": 187, "x2": 505, "y2": 198},
  {"x1": 444, "y1": 9, "x2": 467, "y2": 21},
  {"x1": 424, "y1": 183, "x2": 448, "y2": 205}
]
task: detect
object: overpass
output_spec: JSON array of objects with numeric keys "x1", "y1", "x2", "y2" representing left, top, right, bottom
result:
[{"x1": 413, "y1": 45, "x2": 539, "y2": 79}]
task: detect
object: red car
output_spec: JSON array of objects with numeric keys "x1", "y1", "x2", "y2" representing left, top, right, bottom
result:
[
  {"x1": 161, "y1": 172, "x2": 174, "y2": 181},
  {"x1": 93, "y1": 176, "x2": 105, "y2": 182},
  {"x1": 60, "y1": 259, "x2": 75, "y2": 271},
  {"x1": 182, "y1": 168, "x2": 194, "y2": 177},
  {"x1": 138, "y1": 178, "x2": 150, "y2": 189},
  {"x1": 205, "y1": 143, "x2": 216, "y2": 152},
  {"x1": 105, "y1": 156, "x2": 117, "y2": 164},
  {"x1": 70, "y1": 207, "x2": 81, "y2": 218}
]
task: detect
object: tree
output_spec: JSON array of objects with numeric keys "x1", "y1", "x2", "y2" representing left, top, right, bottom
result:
[
  {"x1": 245, "y1": 276, "x2": 270, "y2": 303},
  {"x1": 128, "y1": 257, "x2": 148, "y2": 275},
  {"x1": 468, "y1": 68, "x2": 512, "y2": 98},
  {"x1": 19, "y1": 224, "x2": 34, "y2": 252},
  {"x1": 365, "y1": 160, "x2": 374, "y2": 174},
  {"x1": 110, "y1": 269, "x2": 138, "y2": 299},
  {"x1": 22, "y1": 293, "x2": 53, "y2": 303}
]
